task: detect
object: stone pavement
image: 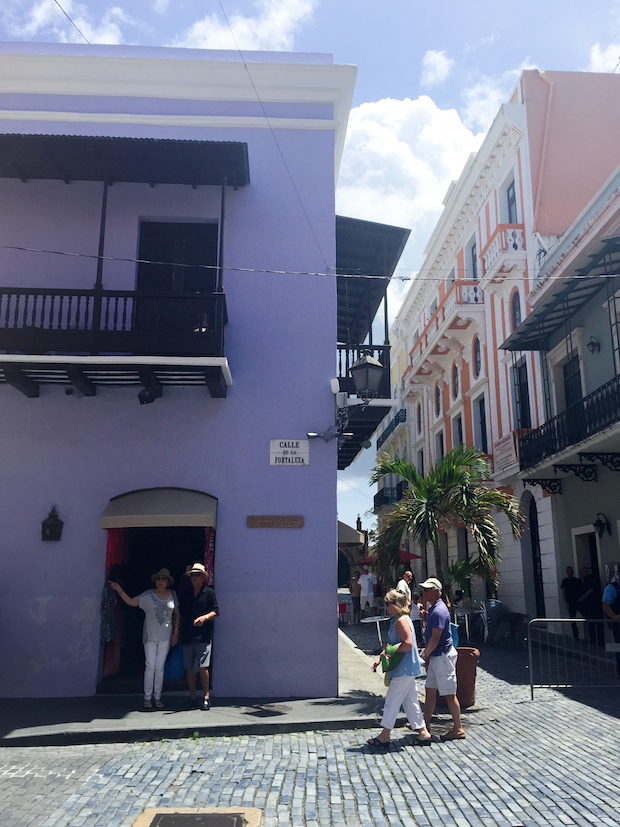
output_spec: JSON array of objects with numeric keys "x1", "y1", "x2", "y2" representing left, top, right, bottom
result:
[{"x1": 1, "y1": 624, "x2": 620, "y2": 827}]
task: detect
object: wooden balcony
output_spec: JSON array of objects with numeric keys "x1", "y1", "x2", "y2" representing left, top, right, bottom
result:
[{"x1": 0, "y1": 286, "x2": 226, "y2": 357}]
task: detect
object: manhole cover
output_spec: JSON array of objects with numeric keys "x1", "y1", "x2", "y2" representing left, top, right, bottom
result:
[
  {"x1": 149, "y1": 816, "x2": 244, "y2": 827},
  {"x1": 243, "y1": 703, "x2": 293, "y2": 717}
]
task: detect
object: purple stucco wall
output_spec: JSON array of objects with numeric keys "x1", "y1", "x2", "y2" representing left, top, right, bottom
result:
[{"x1": 0, "y1": 47, "x2": 341, "y2": 698}]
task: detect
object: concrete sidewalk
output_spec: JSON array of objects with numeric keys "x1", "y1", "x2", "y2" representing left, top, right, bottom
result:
[{"x1": 0, "y1": 631, "x2": 388, "y2": 746}]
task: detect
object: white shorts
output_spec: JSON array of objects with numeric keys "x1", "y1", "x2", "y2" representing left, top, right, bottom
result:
[
  {"x1": 425, "y1": 648, "x2": 457, "y2": 695},
  {"x1": 360, "y1": 595, "x2": 375, "y2": 610}
]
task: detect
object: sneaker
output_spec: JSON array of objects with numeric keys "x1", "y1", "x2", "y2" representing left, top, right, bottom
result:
[
  {"x1": 143, "y1": 699, "x2": 152, "y2": 709},
  {"x1": 154, "y1": 699, "x2": 164, "y2": 709},
  {"x1": 202, "y1": 697, "x2": 211, "y2": 711}
]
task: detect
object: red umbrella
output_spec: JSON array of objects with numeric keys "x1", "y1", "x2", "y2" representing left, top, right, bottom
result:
[{"x1": 399, "y1": 549, "x2": 422, "y2": 563}]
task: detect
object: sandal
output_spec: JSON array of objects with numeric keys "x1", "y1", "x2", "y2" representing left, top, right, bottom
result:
[
  {"x1": 367, "y1": 737, "x2": 390, "y2": 750},
  {"x1": 143, "y1": 699, "x2": 152, "y2": 709},
  {"x1": 154, "y1": 699, "x2": 164, "y2": 709},
  {"x1": 440, "y1": 729, "x2": 466, "y2": 741}
]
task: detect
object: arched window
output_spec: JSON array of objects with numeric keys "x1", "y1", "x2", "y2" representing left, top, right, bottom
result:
[
  {"x1": 417, "y1": 402, "x2": 422, "y2": 434},
  {"x1": 435, "y1": 383, "x2": 441, "y2": 417},
  {"x1": 512, "y1": 291, "x2": 522, "y2": 331},
  {"x1": 452, "y1": 363, "x2": 459, "y2": 399},
  {"x1": 473, "y1": 336, "x2": 481, "y2": 378}
]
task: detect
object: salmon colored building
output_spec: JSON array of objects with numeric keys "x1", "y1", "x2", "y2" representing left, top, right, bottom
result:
[{"x1": 375, "y1": 70, "x2": 620, "y2": 619}]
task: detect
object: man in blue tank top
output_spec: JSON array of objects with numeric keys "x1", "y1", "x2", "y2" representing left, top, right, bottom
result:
[{"x1": 420, "y1": 577, "x2": 465, "y2": 741}]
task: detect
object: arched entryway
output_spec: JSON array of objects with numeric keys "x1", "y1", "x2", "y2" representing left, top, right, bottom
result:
[
  {"x1": 98, "y1": 487, "x2": 217, "y2": 691},
  {"x1": 520, "y1": 490, "x2": 546, "y2": 618}
]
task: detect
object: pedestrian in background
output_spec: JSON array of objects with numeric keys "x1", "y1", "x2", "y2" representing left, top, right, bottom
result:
[
  {"x1": 602, "y1": 562, "x2": 620, "y2": 677},
  {"x1": 561, "y1": 566, "x2": 582, "y2": 639},
  {"x1": 410, "y1": 590, "x2": 423, "y2": 646},
  {"x1": 578, "y1": 566, "x2": 604, "y2": 646},
  {"x1": 358, "y1": 565, "x2": 376, "y2": 618},
  {"x1": 396, "y1": 570, "x2": 413, "y2": 605},
  {"x1": 349, "y1": 570, "x2": 362, "y2": 624}
]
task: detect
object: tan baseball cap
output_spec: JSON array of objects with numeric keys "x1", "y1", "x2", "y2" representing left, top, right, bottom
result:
[{"x1": 419, "y1": 577, "x2": 442, "y2": 591}]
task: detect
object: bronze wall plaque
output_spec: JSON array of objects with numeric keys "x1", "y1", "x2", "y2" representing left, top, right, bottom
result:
[{"x1": 247, "y1": 516, "x2": 304, "y2": 528}]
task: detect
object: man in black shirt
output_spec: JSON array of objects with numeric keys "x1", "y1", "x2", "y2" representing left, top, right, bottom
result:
[
  {"x1": 560, "y1": 566, "x2": 582, "y2": 639},
  {"x1": 179, "y1": 562, "x2": 219, "y2": 709}
]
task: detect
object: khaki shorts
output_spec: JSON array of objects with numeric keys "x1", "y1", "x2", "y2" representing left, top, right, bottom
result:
[
  {"x1": 360, "y1": 595, "x2": 375, "y2": 610},
  {"x1": 425, "y1": 648, "x2": 457, "y2": 695}
]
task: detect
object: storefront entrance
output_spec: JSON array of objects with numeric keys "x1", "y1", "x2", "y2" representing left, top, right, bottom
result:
[{"x1": 97, "y1": 486, "x2": 218, "y2": 694}]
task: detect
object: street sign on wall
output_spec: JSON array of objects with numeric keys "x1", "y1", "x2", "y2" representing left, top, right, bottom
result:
[{"x1": 270, "y1": 439, "x2": 310, "y2": 465}]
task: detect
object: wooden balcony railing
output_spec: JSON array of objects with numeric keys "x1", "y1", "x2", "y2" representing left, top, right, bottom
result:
[
  {"x1": 519, "y1": 373, "x2": 620, "y2": 470},
  {"x1": 0, "y1": 287, "x2": 226, "y2": 357}
]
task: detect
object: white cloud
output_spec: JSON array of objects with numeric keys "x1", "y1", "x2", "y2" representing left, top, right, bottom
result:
[
  {"x1": 460, "y1": 62, "x2": 535, "y2": 133},
  {"x1": 587, "y1": 43, "x2": 620, "y2": 72},
  {"x1": 337, "y1": 96, "x2": 484, "y2": 291},
  {"x1": 420, "y1": 50, "x2": 454, "y2": 87},
  {"x1": 3, "y1": 0, "x2": 135, "y2": 44},
  {"x1": 173, "y1": 0, "x2": 316, "y2": 51}
]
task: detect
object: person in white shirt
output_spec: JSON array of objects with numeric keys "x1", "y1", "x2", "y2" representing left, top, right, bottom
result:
[
  {"x1": 358, "y1": 565, "x2": 376, "y2": 617},
  {"x1": 396, "y1": 570, "x2": 413, "y2": 604}
]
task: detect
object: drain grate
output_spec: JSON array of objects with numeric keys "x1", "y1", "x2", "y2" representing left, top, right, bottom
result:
[
  {"x1": 149, "y1": 816, "x2": 244, "y2": 827},
  {"x1": 242, "y1": 703, "x2": 292, "y2": 717}
]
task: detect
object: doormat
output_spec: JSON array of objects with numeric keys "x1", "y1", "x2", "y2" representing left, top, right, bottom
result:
[
  {"x1": 133, "y1": 808, "x2": 262, "y2": 827},
  {"x1": 243, "y1": 703, "x2": 292, "y2": 717}
]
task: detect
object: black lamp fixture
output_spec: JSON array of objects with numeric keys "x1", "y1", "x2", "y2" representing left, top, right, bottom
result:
[
  {"x1": 586, "y1": 336, "x2": 601, "y2": 354},
  {"x1": 42, "y1": 505, "x2": 63, "y2": 541},
  {"x1": 349, "y1": 349, "x2": 384, "y2": 405},
  {"x1": 593, "y1": 512, "x2": 611, "y2": 538}
]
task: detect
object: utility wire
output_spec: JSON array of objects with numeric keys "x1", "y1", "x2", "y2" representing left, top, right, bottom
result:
[
  {"x1": 0, "y1": 241, "x2": 619, "y2": 285},
  {"x1": 52, "y1": 0, "x2": 90, "y2": 44},
  {"x1": 216, "y1": 0, "x2": 329, "y2": 272}
]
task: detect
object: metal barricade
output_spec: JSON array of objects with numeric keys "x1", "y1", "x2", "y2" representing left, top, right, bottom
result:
[{"x1": 528, "y1": 618, "x2": 620, "y2": 699}]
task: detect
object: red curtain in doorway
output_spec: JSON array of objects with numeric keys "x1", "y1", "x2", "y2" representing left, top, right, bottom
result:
[
  {"x1": 102, "y1": 528, "x2": 127, "y2": 677},
  {"x1": 105, "y1": 527, "x2": 128, "y2": 568},
  {"x1": 204, "y1": 527, "x2": 215, "y2": 585}
]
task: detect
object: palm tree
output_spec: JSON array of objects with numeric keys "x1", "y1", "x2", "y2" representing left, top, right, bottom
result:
[{"x1": 370, "y1": 444, "x2": 524, "y2": 594}]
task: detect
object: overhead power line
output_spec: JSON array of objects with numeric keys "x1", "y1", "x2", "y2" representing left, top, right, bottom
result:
[{"x1": 52, "y1": 0, "x2": 90, "y2": 44}]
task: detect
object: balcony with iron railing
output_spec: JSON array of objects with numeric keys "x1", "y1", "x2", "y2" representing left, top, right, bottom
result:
[
  {"x1": 377, "y1": 407, "x2": 407, "y2": 450},
  {"x1": 0, "y1": 286, "x2": 227, "y2": 357},
  {"x1": 408, "y1": 279, "x2": 484, "y2": 376},
  {"x1": 481, "y1": 223, "x2": 526, "y2": 288},
  {"x1": 519, "y1": 373, "x2": 620, "y2": 470},
  {"x1": 373, "y1": 478, "x2": 409, "y2": 512}
]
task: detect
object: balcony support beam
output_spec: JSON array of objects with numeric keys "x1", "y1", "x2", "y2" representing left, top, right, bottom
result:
[
  {"x1": 578, "y1": 451, "x2": 620, "y2": 471},
  {"x1": 67, "y1": 368, "x2": 96, "y2": 397},
  {"x1": 4, "y1": 367, "x2": 39, "y2": 398}
]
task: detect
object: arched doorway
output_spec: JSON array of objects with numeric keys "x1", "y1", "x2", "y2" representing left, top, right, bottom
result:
[
  {"x1": 99, "y1": 487, "x2": 217, "y2": 691},
  {"x1": 520, "y1": 491, "x2": 546, "y2": 618}
]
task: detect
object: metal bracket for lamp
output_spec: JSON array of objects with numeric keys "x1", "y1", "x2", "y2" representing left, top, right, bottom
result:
[
  {"x1": 593, "y1": 512, "x2": 611, "y2": 538},
  {"x1": 307, "y1": 393, "x2": 354, "y2": 448}
]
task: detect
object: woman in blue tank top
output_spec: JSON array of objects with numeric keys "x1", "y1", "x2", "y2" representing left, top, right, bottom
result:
[{"x1": 368, "y1": 589, "x2": 432, "y2": 749}]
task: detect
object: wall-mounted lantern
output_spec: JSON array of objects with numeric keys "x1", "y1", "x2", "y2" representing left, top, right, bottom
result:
[
  {"x1": 586, "y1": 336, "x2": 601, "y2": 354},
  {"x1": 593, "y1": 512, "x2": 611, "y2": 538},
  {"x1": 42, "y1": 505, "x2": 64, "y2": 541}
]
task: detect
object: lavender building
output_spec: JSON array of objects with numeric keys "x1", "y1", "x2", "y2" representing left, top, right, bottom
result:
[{"x1": 0, "y1": 43, "x2": 403, "y2": 699}]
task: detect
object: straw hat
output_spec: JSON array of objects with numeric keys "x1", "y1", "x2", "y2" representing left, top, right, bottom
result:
[
  {"x1": 187, "y1": 562, "x2": 208, "y2": 577},
  {"x1": 151, "y1": 567, "x2": 174, "y2": 585}
]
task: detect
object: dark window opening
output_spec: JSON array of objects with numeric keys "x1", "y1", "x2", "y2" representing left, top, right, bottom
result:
[
  {"x1": 507, "y1": 180, "x2": 518, "y2": 224},
  {"x1": 513, "y1": 360, "x2": 531, "y2": 429},
  {"x1": 512, "y1": 291, "x2": 522, "y2": 330},
  {"x1": 473, "y1": 336, "x2": 481, "y2": 377},
  {"x1": 563, "y1": 355, "x2": 583, "y2": 409},
  {"x1": 470, "y1": 242, "x2": 478, "y2": 280},
  {"x1": 478, "y1": 397, "x2": 488, "y2": 453},
  {"x1": 137, "y1": 222, "x2": 218, "y2": 294}
]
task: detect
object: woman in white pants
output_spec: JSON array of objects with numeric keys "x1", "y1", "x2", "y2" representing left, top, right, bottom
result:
[
  {"x1": 109, "y1": 568, "x2": 179, "y2": 709},
  {"x1": 368, "y1": 589, "x2": 431, "y2": 749}
]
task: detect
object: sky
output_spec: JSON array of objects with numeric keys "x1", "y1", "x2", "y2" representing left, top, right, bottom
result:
[{"x1": 2, "y1": 0, "x2": 620, "y2": 531}]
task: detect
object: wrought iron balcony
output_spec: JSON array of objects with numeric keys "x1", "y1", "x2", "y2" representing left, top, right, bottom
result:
[
  {"x1": 337, "y1": 343, "x2": 391, "y2": 398},
  {"x1": 519, "y1": 373, "x2": 620, "y2": 470},
  {"x1": 0, "y1": 286, "x2": 226, "y2": 357},
  {"x1": 377, "y1": 407, "x2": 407, "y2": 450},
  {"x1": 396, "y1": 479, "x2": 409, "y2": 500},
  {"x1": 373, "y1": 486, "x2": 398, "y2": 512}
]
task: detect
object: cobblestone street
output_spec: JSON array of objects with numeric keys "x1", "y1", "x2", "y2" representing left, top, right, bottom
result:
[{"x1": 2, "y1": 629, "x2": 619, "y2": 827}]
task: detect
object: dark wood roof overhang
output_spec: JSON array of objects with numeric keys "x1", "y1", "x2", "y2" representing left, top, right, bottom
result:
[
  {"x1": 0, "y1": 134, "x2": 250, "y2": 188},
  {"x1": 0, "y1": 358, "x2": 231, "y2": 399},
  {"x1": 501, "y1": 234, "x2": 620, "y2": 351},
  {"x1": 336, "y1": 216, "x2": 410, "y2": 344},
  {"x1": 337, "y1": 403, "x2": 393, "y2": 470}
]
